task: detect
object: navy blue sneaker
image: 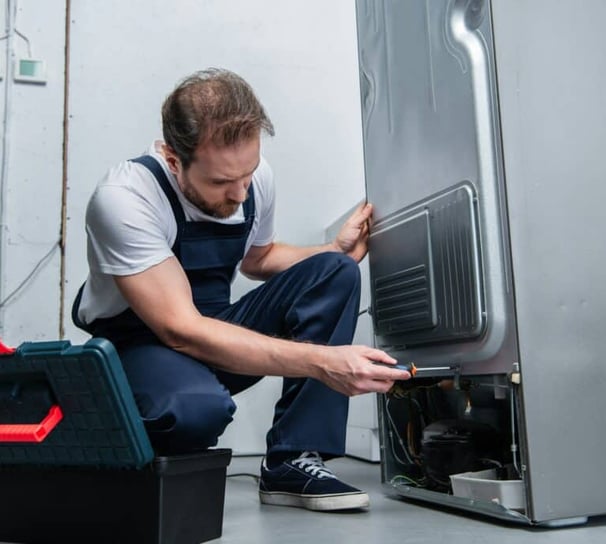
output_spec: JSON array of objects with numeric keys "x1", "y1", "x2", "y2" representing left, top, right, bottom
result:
[{"x1": 259, "y1": 451, "x2": 370, "y2": 511}]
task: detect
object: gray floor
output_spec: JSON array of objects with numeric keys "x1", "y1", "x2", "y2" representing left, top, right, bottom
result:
[{"x1": 214, "y1": 455, "x2": 606, "y2": 544}]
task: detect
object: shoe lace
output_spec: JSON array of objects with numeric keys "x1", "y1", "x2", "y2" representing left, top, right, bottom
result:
[{"x1": 291, "y1": 451, "x2": 336, "y2": 479}]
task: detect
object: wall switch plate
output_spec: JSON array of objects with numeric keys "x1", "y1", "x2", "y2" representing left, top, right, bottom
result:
[{"x1": 14, "y1": 58, "x2": 46, "y2": 84}]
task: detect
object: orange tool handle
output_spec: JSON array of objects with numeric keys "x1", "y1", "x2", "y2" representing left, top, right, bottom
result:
[
  {"x1": 0, "y1": 405, "x2": 63, "y2": 443},
  {"x1": 407, "y1": 363, "x2": 417, "y2": 377}
]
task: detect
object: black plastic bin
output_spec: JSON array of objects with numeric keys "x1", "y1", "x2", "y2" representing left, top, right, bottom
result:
[
  {"x1": 0, "y1": 449, "x2": 232, "y2": 544},
  {"x1": 0, "y1": 339, "x2": 232, "y2": 544}
]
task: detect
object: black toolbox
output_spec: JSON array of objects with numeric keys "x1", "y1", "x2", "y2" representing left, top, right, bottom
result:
[{"x1": 0, "y1": 338, "x2": 231, "y2": 544}]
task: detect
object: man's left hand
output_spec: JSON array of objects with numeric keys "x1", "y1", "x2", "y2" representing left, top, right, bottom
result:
[{"x1": 333, "y1": 202, "x2": 373, "y2": 263}]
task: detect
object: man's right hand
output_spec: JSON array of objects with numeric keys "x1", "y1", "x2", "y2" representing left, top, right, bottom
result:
[{"x1": 313, "y1": 345, "x2": 411, "y2": 396}]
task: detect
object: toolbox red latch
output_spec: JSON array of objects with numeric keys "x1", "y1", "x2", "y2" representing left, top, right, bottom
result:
[
  {"x1": 0, "y1": 340, "x2": 15, "y2": 355},
  {"x1": 0, "y1": 405, "x2": 64, "y2": 443}
]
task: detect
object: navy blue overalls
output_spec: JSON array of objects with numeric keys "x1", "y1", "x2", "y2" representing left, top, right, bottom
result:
[{"x1": 73, "y1": 155, "x2": 361, "y2": 457}]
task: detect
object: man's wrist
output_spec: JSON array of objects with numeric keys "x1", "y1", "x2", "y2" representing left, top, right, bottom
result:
[{"x1": 328, "y1": 240, "x2": 343, "y2": 254}]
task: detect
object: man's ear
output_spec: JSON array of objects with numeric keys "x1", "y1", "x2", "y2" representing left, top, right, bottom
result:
[{"x1": 162, "y1": 144, "x2": 181, "y2": 175}]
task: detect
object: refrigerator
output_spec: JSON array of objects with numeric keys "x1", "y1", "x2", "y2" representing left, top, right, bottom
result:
[{"x1": 356, "y1": 0, "x2": 606, "y2": 526}]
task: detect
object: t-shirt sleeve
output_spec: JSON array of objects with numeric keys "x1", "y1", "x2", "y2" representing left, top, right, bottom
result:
[
  {"x1": 251, "y1": 157, "x2": 276, "y2": 247},
  {"x1": 85, "y1": 181, "x2": 174, "y2": 276}
]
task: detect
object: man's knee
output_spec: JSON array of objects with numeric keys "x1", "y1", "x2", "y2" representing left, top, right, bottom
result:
[
  {"x1": 334, "y1": 252, "x2": 361, "y2": 287},
  {"x1": 305, "y1": 252, "x2": 361, "y2": 289},
  {"x1": 150, "y1": 390, "x2": 236, "y2": 453}
]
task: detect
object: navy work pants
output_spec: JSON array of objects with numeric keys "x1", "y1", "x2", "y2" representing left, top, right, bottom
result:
[{"x1": 116, "y1": 252, "x2": 361, "y2": 456}]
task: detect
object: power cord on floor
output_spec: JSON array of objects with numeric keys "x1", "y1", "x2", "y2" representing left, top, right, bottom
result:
[{"x1": 227, "y1": 472, "x2": 260, "y2": 482}]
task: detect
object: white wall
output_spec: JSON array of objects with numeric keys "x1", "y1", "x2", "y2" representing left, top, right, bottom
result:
[
  {"x1": 0, "y1": 0, "x2": 372, "y2": 456},
  {"x1": 0, "y1": 0, "x2": 379, "y2": 457},
  {"x1": 0, "y1": 0, "x2": 66, "y2": 343},
  {"x1": 63, "y1": 0, "x2": 367, "y2": 454}
]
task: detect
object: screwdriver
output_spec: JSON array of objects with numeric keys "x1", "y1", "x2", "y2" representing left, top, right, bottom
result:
[{"x1": 390, "y1": 362, "x2": 455, "y2": 377}]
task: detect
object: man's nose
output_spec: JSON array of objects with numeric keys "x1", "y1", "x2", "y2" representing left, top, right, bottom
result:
[{"x1": 228, "y1": 180, "x2": 250, "y2": 203}]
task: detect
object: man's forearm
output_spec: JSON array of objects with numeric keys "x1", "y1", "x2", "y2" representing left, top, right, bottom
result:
[
  {"x1": 241, "y1": 203, "x2": 372, "y2": 280},
  {"x1": 160, "y1": 311, "x2": 408, "y2": 397},
  {"x1": 241, "y1": 241, "x2": 341, "y2": 280},
  {"x1": 165, "y1": 312, "x2": 327, "y2": 378}
]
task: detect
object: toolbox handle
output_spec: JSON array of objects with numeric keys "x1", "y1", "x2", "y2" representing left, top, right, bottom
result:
[
  {"x1": 0, "y1": 340, "x2": 15, "y2": 355},
  {"x1": 0, "y1": 405, "x2": 63, "y2": 443}
]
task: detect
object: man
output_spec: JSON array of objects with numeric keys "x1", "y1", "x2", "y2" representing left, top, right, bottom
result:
[{"x1": 73, "y1": 68, "x2": 410, "y2": 512}]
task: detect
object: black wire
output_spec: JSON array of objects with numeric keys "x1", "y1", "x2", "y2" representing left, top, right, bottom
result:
[
  {"x1": 0, "y1": 241, "x2": 60, "y2": 309},
  {"x1": 227, "y1": 472, "x2": 260, "y2": 482}
]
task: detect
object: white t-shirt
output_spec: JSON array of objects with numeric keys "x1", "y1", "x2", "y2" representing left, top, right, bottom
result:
[{"x1": 77, "y1": 140, "x2": 276, "y2": 324}]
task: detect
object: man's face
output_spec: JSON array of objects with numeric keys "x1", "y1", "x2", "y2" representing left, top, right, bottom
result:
[{"x1": 166, "y1": 135, "x2": 261, "y2": 219}]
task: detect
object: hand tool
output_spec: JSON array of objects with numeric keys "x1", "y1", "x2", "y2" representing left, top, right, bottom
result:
[{"x1": 391, "y1": 362, "x2": 455, "y2": 377}]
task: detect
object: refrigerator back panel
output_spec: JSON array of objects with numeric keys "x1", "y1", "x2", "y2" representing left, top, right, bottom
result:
[
  {"x1": 370, "y1": 183, "x2": 484, "y2": 346},
  {"x1": 357, "y1": 0, "x2": 516, "y2": 373}
]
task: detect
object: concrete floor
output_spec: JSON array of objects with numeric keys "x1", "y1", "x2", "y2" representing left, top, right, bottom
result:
[{"x1": 214, "y1": 455, "x2": 606, "y2": 544}]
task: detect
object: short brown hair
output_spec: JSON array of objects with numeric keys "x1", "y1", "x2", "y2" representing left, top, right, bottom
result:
[{"x1": 162, "y1": 68, "x2": 275, "y2": 168}]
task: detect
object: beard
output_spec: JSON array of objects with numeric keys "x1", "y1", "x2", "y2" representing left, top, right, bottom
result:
[{"x1": 180, "y1": 174, "x2": 246, "y2": 219}]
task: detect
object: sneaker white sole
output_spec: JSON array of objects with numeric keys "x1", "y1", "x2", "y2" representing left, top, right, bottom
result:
[{"x1": 259, "y1": 490, "x2": 370, "y2": 511}]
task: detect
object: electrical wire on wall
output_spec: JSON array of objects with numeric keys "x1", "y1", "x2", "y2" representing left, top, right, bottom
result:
[
  {"x1": 59, "y1": 0, "x2": 72, "y2": 338},
  {"x1": 0, "y1": 0, "x2": 62, "y2": 333},
  {"x1": 0, "y1": 241, "x2": 60, "y2": 310},
  {"x1": 0, "y1": 0, "x2": 18, "y2": 332}
]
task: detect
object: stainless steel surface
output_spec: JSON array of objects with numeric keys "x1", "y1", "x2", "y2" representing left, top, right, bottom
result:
[
  {"x1": 357, "y1": 0, "x2": 517, "y2": 374},
  {"x1": 386, "y1": 482, "x2": 530, "y2": 525},
  {"x1": 370, "y1": 184, "x2": 486, "y2": 349},
  {"x1": 491, "y1": 0, "x2": 606, "y2": 523},
  {"x1": 358, "y1": 0, "x2": 606, "y2": 527}
]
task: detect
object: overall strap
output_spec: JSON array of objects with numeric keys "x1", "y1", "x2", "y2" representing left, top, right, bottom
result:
[
  {"x1": 131, "y1": 155, "x2": 186, "y2": 225},
  {"x1": 243, "y1": 180, "x2": 256, "y2": 220}
]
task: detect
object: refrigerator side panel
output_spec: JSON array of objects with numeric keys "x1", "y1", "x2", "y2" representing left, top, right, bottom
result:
[{"x1": 492, "y1": 0, "x2": 606, "y2": 522}]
